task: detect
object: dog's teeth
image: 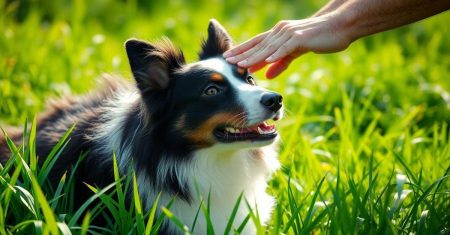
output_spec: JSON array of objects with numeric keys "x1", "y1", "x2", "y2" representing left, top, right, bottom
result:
[
  {"x1": 225, "y1": 127, "x2": 241, "y2": 133},
  {"x1": 257, "y1": 126, "x2": 276, "y2": 134},
  {"x1": 257, "y1": 127, "x2": 264, "y2": 134}
]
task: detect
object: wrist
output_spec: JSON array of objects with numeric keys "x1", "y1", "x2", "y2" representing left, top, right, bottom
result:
[
  {"x1": 333, "y1": 4, "x2": 360, "y2": 47},
  {"x1": 323, "y1": 10, "x2": 358, "y2": 50}
]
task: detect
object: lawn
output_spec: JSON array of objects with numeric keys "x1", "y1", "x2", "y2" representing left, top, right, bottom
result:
[{"x1": 1, "y1": 0, "x2": 449, "y2": 234}]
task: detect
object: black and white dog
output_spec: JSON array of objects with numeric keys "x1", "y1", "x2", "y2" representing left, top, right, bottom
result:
[{"x1": 0, "y1": 19, "x2": 283, "y2": 234}]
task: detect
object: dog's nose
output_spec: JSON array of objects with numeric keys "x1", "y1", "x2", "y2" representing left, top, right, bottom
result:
[{"x1": 260, "y1": 92, "x2": 283, "y2": 112}]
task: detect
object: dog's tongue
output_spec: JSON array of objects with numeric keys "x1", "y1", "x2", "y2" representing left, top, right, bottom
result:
[
  {"x1": 248, "y1": 122, "x2": 276, "y2": 134},
  {"x1": 258, "y1": 122, "x2": 275, "y2": 131}
]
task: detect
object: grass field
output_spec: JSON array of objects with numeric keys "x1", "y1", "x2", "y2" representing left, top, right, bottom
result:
[{"x1": 1, "y1": 0, "x2": 450, "y2": 234}]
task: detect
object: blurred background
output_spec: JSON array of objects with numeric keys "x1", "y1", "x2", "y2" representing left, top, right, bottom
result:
[
  {"x1": 1, "y1": 0, "x2": 450, "y2": 232},
  {"x1": 1, "y1": 0, "x2": 449, "y2": 128}
]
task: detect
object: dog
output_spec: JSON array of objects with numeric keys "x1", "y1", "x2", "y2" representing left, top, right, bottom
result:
[{"x1": 0, "y1": 19, "x2": 283, "y2": 234}]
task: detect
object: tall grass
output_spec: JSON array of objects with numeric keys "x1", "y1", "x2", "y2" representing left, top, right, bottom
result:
[{"x1": 1, "y1": 0, "x2": 450, "y2": 234}]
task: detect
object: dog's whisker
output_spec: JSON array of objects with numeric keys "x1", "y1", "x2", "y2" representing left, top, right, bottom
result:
[{"x1": 225, "y1": 112, "x2": 247, "y2": 128}]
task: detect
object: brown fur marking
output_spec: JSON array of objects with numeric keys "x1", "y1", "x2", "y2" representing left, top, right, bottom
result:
[
  {"x1": 237, "y1": 67, "x2": 246, "y2": 76},
  {"x1": 185, "y1": 112, "x2": 236, "y2": 147},
  {"x1": 210, "y1": 73, "x2": 224, "y2": 82}
]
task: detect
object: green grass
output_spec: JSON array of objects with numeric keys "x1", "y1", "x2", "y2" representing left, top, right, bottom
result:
[{"x1": 1, "y1": 0, "x2": 450, "y2": 234}]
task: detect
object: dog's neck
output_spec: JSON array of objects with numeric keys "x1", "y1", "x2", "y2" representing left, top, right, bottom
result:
[{"x1": 138, "y1": 143, "x2": 279, "y2": 234}]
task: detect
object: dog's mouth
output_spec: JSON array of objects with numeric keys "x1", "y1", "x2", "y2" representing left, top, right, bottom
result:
[{"x1": 214, "y1": 121, "x2": 278, "y2": 143}]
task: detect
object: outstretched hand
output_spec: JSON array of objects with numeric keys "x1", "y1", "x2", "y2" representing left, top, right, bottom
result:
[{"x1": 223, "y1": 13, "x2": 351, "y2": 79}]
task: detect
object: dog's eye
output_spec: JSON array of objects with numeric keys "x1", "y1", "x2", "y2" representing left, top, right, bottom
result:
[
  {"x1": 204, "y1": 86, "x2": 220, "y2": 96},
  {"x1": 246, "y1": 76, "x2": 256, "y2": 86}
]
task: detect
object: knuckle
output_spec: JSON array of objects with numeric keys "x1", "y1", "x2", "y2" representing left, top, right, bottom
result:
[
  {"x1": 279, "y1": 20, "x2": 289, "y2": 26},
  {"x1": 246, "y1": 55, "x2": 258, "y2": 64},
  {"x1": 279, "y1": 27, "x2": 288, "y2": 35},
  {"x1": 266, "y1": 44, "x2": 276, "y2": 51},
  {"x1": 254, "y1": 43, "x2": 264, "y2": 51},
  {"x1": 234, "y1": 54, "x2": 246, "y2": 60},
  {"x1": 274, "y1": 20, "x2": 289, "y2": 31},
  {"x1": 293, "y1": 31, "x2": 304, "y2": 38},
  {"x1": 281, "y1": 25, "x2": 293, "y2": 34},
  {"x1": 269, "y1": 53, "x2": 280, "y2": 61},
  {"x1": 279, "y1": 44, "x2": 289, "y2": 52}
]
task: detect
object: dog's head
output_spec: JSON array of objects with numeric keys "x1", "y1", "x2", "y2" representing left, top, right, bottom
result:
[{"x1": 125, "y1": 19, "x2": 283, "y2": 151}]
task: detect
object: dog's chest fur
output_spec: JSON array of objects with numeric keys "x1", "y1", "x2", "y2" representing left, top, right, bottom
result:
[{"x1": 138, "y1": 145, "x2": 280, "y2": 234}]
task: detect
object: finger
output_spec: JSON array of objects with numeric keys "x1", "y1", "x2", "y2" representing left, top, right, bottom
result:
[
  {"x1": 265, "y1": 56, "x2": 295, "y2": 79},
  {"x1": 238, "y1": 33, "x2": 292, "y2": 68},
  {"x1": 229, "y1": 27, "x2": 286, "y2": 65},
  {"x1": 228, "y1": 22, "x2": 292, "y2": 65},
  {"x1": 265, "y1": 37, "x2": 306, "y2": 63},
  {"x1": 248, "y1": 61, "x2": 268, "y2": 73},
  {"x1": 226, "y1": 42, "x2": 265, "y2": 64},
  {"x1": 223, "y1": 32, "x2": 269, "y2": 58},
  {"x1": 228, "y1": 29, "x2": 284, "y2": 64},
  {"x1": 229, "y1": 40, "x2": 268, "y2": 64}
]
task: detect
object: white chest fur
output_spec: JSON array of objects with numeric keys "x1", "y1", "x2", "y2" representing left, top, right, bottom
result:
[{"x1": 139, "y1": 143, "x2": 280, "y2": 234}]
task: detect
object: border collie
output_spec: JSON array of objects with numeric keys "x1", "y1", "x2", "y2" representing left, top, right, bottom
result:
[{"x1": 0, "y1": 19, "x2": 283, "y2": 234}]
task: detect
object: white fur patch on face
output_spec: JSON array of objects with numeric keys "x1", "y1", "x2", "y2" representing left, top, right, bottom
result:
[{"x1": 196, "y1": 58, "x2": 280, "y2": 127}]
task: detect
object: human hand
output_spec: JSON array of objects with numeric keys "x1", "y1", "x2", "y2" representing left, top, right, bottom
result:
[{"x1": 223, "y1": 13, "x2": 352, "y2": 78}]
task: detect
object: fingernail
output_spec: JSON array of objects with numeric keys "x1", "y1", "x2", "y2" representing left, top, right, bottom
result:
[
  {"x1": 223, "y1": 51, "x2": 231, "y2": 57},
  {"x1": 237, "y1": 60, "x2": 248, "y2": 66},
  {"x1": 266, "y1": 56, "x2": 274, "y2": 63}
]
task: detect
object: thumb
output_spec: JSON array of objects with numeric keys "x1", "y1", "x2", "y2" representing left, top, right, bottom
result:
[{"x1": 265, "y1": 57, "x2": 295, "y2": 79}]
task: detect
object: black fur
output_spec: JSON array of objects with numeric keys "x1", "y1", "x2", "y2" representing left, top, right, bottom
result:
[
  {"x1": 0, "y1": 19, "x2": 261, "y2": 233},
  {"x1": 199, "y1": 19, "x2": 233, "y2": 60}
]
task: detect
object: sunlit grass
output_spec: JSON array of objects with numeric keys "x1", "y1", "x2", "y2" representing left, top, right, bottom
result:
[{"x1": 1, "y1": 0, "x2": 449, "y2": 234}]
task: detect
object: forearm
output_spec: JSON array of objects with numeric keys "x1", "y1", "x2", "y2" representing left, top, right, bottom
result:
[
  {"x1": 313, "y1": 0, "x2": 346, "y2": 16},
  {"x1": 338, "y1": 0, "x2": 450, "y2": 42}
]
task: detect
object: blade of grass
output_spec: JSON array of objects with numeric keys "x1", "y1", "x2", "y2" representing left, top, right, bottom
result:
[
  {"x1": 300, "y1": 175, "x2": 326, "y2": 235},
  {"x1": 223, "y1": 192, "x2": 244, "y2": 235},
  {"x1": 49, "y1": 172, "x2": 67, "y2": 210},
  {"x1": 30, "y1": 172, "x2": 59, "y2": 234},
  {"x1": 132, "y1": 173, "x2": 144, "y2": 235},
  {"x1": 112, "y1": 153, "x2": 127, "y2": 232},
  {"x1": 68, "y1": 181, "x2": 116, "y2": 226},
  {"x1": 145, "y1": 192, "x2": 161, "y2": 235},
  {"x1": 28, "y1": 116, "x2": 37, "y2": 174},
  {"x1": 235, "y1": 214, "x2": 251, "y2": 234},
  {"x1": 161, "y1": 206, "x2": 190, "y2": 234},
  {"x1": 80, "y1": 211, "x2": 91, "y2": 235},
  {"x1": 38, "y1": 124, "x2": 75, "y2": 184},
  {"x1": 151, "y1": 196, "x2": 176, "y2": 235}
]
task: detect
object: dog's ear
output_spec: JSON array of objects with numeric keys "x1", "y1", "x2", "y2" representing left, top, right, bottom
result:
[
  {"x1": 199, "y1": 19, "x2": 233, "y2": 60},
  {"x1": 125, "y1": 38, "x2": 185, "y2": 93}
]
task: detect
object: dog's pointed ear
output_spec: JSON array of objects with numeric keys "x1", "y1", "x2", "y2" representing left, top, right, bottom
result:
[
  {"x1": 125, "y1": 38, "x2": 185, "y2": 93},
  {"x1": 199, "y1": 19, "x2": 233, "y2": 60},
  {"x1": 125, "y1": 39, "x2": 169, "y2": 92}
]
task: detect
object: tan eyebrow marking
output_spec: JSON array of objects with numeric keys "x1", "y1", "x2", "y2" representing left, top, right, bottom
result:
[
  {"x1": 210, "y1": 73, "x2": 224, "y2": 82},
  {"x1": 237, "y1": 67, "x2": 246, "y2": 76}
]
